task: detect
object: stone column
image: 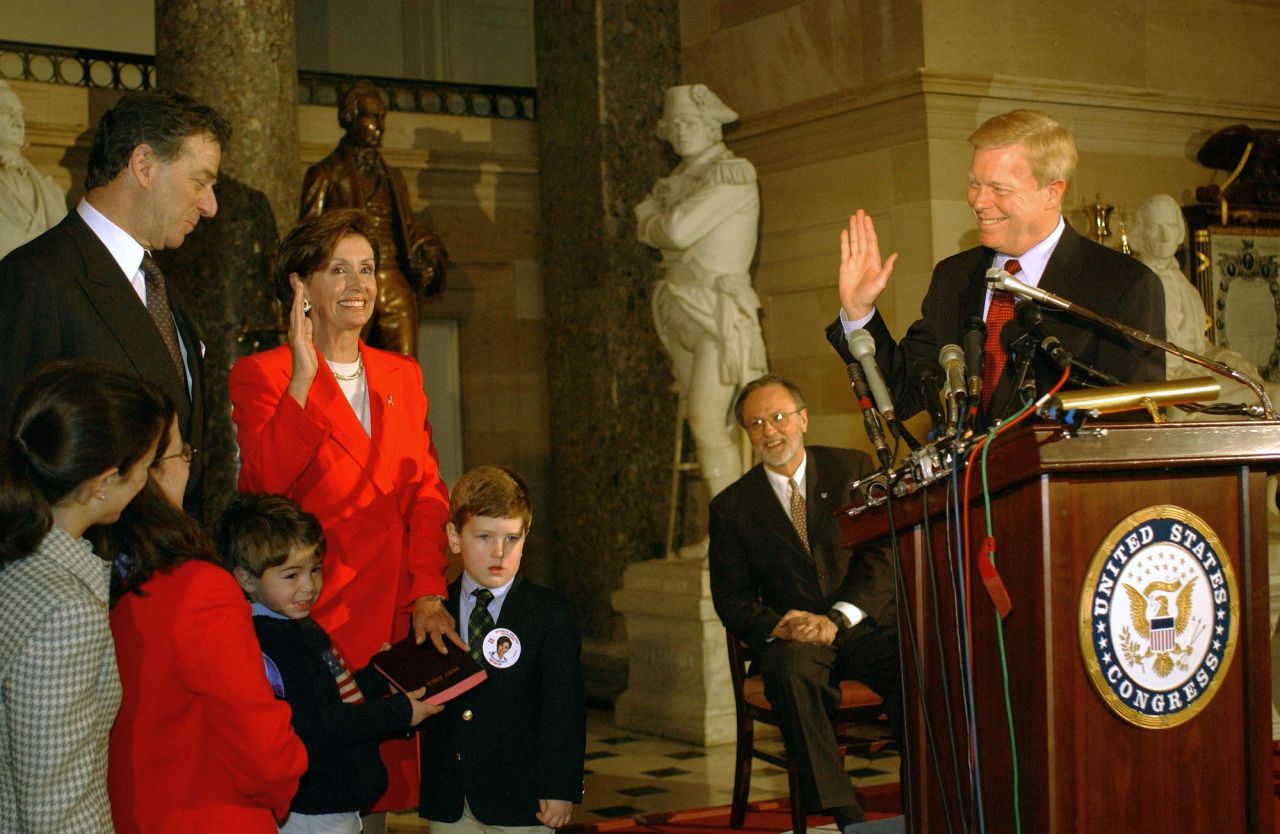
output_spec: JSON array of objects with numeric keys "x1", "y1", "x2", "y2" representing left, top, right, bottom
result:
[
  {"x1": 534, "y1": 0, "x2": 680, "y2": 642},
  {"x1": 154, "y1": 0, "x2": 300, "y2": 522},
  {"x1": 535, "y1": 1, "x2": 735, "y2": 744}
]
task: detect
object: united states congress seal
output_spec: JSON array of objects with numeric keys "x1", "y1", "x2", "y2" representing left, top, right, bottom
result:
[{"x1": 1078, "y1": 506, "x2": 1238, "y2": 729}]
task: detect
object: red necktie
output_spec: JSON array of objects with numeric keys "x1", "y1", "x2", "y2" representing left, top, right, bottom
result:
[{"x1": 981, "y1": 259, "x2": 1021, "y2": 410}]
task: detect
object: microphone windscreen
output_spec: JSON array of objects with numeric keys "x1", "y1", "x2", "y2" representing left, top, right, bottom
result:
[
  {"x1": 1014, "y1": 300, "x2": 1045, "y2": 330},
  {"x1": 999, "y1": 318, "x2": 1026, "y2": 354}
]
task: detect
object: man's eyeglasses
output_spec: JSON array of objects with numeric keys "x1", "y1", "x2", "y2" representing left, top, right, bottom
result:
[
  {"x1": 152, "y1": 442, "x2": 197, "y2": 467},
  {"x1": 744, "y1": 409, "x2": 803, "y2": 434}
]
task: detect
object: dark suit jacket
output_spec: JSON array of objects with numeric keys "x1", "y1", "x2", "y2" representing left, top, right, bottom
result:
[
  {"x1": 418, "y1": 575, "x2": 586, "y2": 826},
  {"x1": 0, "y1": 211, "x2": 205, "y2": 505},
  {"x1": 709, "y1": 445, "x2": 895, "y2": 654},
  {"x1": 825, "y1": 221, "x2": 1167, "y2": 421}
]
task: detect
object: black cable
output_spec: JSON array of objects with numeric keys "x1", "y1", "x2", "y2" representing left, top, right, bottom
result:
[
  {"x1": 884, "y1": 490, "x2": 953, "y2": 833},
  {"x1": 921, "y1": 484, "x2": 970, "y2": 834}
]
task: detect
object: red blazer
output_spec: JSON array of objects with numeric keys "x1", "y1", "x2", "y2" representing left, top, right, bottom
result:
[
  {"x1": 109, "y1": 561, "x2": 307, "y2": 834},
  {"x1": 228, "y1": 342, "x2": 451, "y2": 810}
]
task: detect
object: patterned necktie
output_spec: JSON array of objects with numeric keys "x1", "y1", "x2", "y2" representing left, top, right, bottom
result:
[
  {"x1": 982, "y1": 258, "x2": 1021, "y2": 410},
  {"x1": 140, "y1": 253, "x2": 185, "y2": 381},
  {"x1": 468, "y1": 588, "x2": 496, "y2": 665},
  {"x1": 788, "y1": 478, "x2": 810, "y2": 552}
]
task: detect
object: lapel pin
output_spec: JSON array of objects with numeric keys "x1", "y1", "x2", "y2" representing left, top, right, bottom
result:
[
  {"x1": 387, "y1": 394, "x2": 394, "y2": 406},
  {"x1": 820, "y1": 491, "x2": 828, "y2": 500}
]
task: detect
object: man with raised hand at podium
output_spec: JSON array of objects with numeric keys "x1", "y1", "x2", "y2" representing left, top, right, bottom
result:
[{"x1": 825, "y1": 109, "x2": 1166, "y2": 424}]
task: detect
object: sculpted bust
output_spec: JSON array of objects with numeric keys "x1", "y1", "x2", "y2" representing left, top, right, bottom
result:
[
  {"x1": 0, "y1": 82, "x2": 66, "y2": 259},
  {"x1": 300, "y1": 79, "x2": 447, "y2": 356},
  {"x1": 635, "y1": 84, "x2": 766, "y2": 501},
  {"x1": 1130, "y1": 193, "x2": 1277, "y2": 411}
]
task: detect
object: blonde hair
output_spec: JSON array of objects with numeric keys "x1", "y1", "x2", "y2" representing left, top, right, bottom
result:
[{"x1": 969, "y1": 109, "x2": 1077, "y2": 187}]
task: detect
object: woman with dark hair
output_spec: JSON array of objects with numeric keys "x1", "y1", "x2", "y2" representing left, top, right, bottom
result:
[
  {"x1": 0, "y1": 359, "x2": 168, "y2": 832},
  {"x1": 105, "y1": 418, "x2": 307, "y2": 833},
  {"x1": 228, "y1": 208, "x2": 455, "y2": 817}
]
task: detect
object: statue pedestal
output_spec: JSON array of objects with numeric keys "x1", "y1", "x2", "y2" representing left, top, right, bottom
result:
[{"x1": 611, "y1": 556, "x2": 735, "y2": 746}]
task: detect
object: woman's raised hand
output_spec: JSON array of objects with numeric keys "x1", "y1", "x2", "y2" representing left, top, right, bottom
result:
[{"x1": 286, "y1": 276, "x2": 318, "y2": 408}]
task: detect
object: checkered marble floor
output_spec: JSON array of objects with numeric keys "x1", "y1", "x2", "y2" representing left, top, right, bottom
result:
[{"x1": 388, "y1": 708, "x2": 899, "y2": 831}]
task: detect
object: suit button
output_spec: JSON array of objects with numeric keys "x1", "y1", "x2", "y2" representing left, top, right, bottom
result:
[{"x1": 462, "y1": 709, "x2": 474, "y2": 721}]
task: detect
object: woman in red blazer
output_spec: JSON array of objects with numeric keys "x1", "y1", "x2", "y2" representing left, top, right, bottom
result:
[
  {"x1": 106, "y1": 416, "x2": 307, "y2": 833},
  {"x1": 228, "y1": 209, "x2": 458, "y2": 817}
]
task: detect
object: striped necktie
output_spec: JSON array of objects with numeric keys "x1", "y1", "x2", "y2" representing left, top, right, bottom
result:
[{"x1": 468, "y1": 588, "x2": 496, "y2": 665}]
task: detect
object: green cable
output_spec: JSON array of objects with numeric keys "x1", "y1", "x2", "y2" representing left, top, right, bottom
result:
[{"x1": 978, "y1": 402, "x2": 1033, "y2": 834}]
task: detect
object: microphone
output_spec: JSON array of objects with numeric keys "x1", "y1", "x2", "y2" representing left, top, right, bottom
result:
[
  {"x1": 846, "y1": 329, "x2": 896, "y2": 422},
  {"x1": 999, "y1": 318, "x2": 1038, "y2": 411},
  {"x1": 962, "y1": 317, "x2": 986, "y2": 405},
  {"x1": 938, "y1": 344, "x2": 966, "y2": 431},
  {"x1": 985, "y1": 266, "x2": 1065, "y2": 309},
  {"x1": 910, "y1": 359, "x2": 948, "y2": 438},
  {"x1": 1014, "y1": 302, "x2": 1071, "y2": 370},
  {"x1": 845, "y1": 360, "x2": 893, "y2": 471},
  {"x1": 988, "y1": 265, "x2": 1275, "y2": 418}
]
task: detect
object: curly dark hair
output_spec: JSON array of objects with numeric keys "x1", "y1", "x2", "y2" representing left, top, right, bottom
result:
[{"x1": 85, "y1": 89, "x2": 230, "y2": 191}]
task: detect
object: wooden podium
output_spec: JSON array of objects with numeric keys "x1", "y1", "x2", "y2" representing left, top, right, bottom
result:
[{"x1": 839, "y1": 421, "x2": 1280, "y2": 833}]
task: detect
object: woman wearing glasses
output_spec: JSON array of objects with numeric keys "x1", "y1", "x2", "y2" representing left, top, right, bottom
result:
[{"x1": 105, "y1": 415, "x2": 307, "y2": 833}]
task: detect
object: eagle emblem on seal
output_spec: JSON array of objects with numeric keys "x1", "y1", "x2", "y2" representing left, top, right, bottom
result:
[{"x1": 1121, "y1": 578, "x2": 1197, "y2": 677}]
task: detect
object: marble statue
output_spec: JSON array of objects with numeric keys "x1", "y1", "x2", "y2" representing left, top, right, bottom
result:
[
  {"x1": 301, "y1": 79, "x2": 447, "y2": 357},
  {"x1": 1130, "y1": 193, "x2": 1277, "y2": 410},
  {"x1": 635, "y1": 84, "x2": 767, "y2": 501},
  {"x1": 0, "y1": 82, "x2": 66, "y2": 259}
]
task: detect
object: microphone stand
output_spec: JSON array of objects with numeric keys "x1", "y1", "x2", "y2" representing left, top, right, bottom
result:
[{"x1": 986, "y1": 269, "x2": 1277, "y2": 419}]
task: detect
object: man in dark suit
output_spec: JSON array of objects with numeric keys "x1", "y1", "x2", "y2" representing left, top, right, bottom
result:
[
  {"x1": 826, "y1": 109, "x2": 1165, "y2": 424},
  {"x1": 709, "y1": 375, "x2": 900, "y2": 830},
  {"x1": 0, "y1": 90, "x2": 230, "y2": 512}
]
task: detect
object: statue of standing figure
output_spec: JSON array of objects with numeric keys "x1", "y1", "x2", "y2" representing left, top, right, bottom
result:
[
  {"x1": 0, "y1": 82, "x2": 66, "y2": 259},
  {"x1": 635, "y1": 84, "x2": 767, "y2": 501},
  {"x1": 301, "y1": 79, "x2": 448, "y2": 357}
]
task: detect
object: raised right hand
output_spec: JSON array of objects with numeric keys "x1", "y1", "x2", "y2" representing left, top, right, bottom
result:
[
  {"x1": 839, "y1": 210, "x2": 898, "y2": 322},
  {"x1": 286, "y1": 275, "x2": 318, "y2": 408}
]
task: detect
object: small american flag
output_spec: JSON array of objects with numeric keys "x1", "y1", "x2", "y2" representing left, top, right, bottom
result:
[{"x1": 322, "y1": 645, "x2": 366, "y2": 704}]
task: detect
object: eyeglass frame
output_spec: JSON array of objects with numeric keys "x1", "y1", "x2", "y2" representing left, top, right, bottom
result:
[
  {"x1": 152, "y1": 442, "x2": 197, "y2": 467},
  {"x1": 742, "y1": 408, "x2": 805, "y2": 435}
]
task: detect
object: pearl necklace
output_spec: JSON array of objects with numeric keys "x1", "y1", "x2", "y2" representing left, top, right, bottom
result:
[{"x1": 329, "y1": 354, "x2": 365, "y2": 381}]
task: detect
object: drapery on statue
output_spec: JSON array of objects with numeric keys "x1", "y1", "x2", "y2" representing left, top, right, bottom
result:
[
  {"x1": 635, "y1": 84, "x2": 767, "y2": 501},
  {"x1": 1129, "y1": 193, "x2": 1278, "y2": 410},
  {"x1": 300, "y1": 79, "x2": 447, "y2": 356},
  {"x1": 0, "y1": 82, "x2": 66, "y2": 259}
]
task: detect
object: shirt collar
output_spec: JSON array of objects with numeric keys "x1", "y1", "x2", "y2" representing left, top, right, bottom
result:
[
  {"x1": 42, "y1": 526, "x2": 110, "y2": 605},
  {"x1": 764, "y1": 449, "x2": 808, "y2": 500},
  {"x1": 992, "y1": 215, "x2": 1065, "y2": 289},
  {"x1": 78, "y1": 199, "x2": 146, "y2": 280},
  {"x1": 251, "y1": 601, "x2": 290, "y2": 620},
  {"x1": 460, "y1": 571, "x2": 516, "y2": 603}
]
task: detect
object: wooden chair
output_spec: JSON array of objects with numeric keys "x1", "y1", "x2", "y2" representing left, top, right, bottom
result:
[{"x1": 726, "y1": 629, "x2": 888, "y2": 834}]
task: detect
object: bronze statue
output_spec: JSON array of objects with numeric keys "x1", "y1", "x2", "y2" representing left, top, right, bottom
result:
[{"x1": 300, "y1": 79, "x2": 447, "y2": 356}]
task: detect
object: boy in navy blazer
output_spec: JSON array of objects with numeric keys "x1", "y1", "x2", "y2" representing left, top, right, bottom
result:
[{"x1": 419, "y1": 465, "x2": 586, "y2": 833}]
